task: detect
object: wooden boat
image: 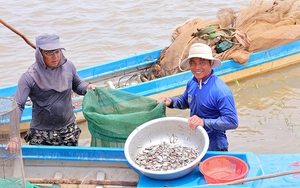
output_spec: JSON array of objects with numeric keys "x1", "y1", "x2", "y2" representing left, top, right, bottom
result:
[
  {"x1": 18, "y1": 145, "x2": 300, "y2": 187},
  {"x1": 1, "y1": 39, "x2": 300, "y2": 133}
]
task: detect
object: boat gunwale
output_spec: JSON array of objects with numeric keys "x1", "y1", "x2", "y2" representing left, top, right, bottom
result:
[{"x1": 2, "y1": 40, "x2": 300, "y2": 123}]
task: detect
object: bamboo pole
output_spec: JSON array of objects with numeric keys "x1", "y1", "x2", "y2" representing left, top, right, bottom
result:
[
  {"x1": 0, "y1": 18, "x2": 36, "y2": 49},
  {"x1": 200, "y1": 169, "x2": 300, "y2": 187},
  {"x1": 26, "y1": 178, "x2": 138, "y2": 186},
  {"x1": 25, "y1": 169, "x2": 300, "y2": 186}
]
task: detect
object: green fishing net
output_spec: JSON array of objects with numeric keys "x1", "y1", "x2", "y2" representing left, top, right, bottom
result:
[
  {"x1": 82, "y1": 87, "x2": 166, "y2": 147},
  {"x1": 0, "y1": 177, "x2": 59, "y2": 188}
]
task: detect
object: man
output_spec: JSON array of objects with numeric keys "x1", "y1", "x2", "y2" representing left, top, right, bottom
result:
[
  {"x1": 9, "y1": 33, "x2": 95, "y2": 148},
  {"x1": 157, "y1": 43, "x2": 238, "y2": 151}
]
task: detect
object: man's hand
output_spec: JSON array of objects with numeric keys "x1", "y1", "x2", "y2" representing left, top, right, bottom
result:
[
  {"x1": 188, "y1": 115, "x2": 204, "y2": 130},
  {"x1": 157, "y1": 97, "x2": 172, "y2": 106}
]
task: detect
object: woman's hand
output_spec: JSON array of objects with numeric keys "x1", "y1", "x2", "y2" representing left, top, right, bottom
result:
[
  {"x1": 87, "y1": 83, "x2": 96, "y2": 90},
  {"x1": 5, "y1": 136, "x2": 22, "y2": 154}
]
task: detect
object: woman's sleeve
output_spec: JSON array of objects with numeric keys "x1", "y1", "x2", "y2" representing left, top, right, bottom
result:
[{"x1": 14, "y1": 73, "x2": 32, "y2": 122}]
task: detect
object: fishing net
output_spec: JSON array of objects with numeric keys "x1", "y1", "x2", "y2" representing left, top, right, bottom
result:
[
  {"x1": 0, "y1": 97, "x2": 26, "y2": 187},
  {"x1": 0, "y1": 97, "x2": 59, "y2": 188},
  {"x1": 0, "y1": 177, "x2": 60, "y2": 188},
  {"x1": 147, "y1": 0, "x2": 300, "y2": 78},
  {"x1": 82, "y1": 87, "x2": 166, "y2": 147}
]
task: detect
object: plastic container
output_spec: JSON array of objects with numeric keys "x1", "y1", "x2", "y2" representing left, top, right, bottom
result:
[
  {"x1": 124, "y1": 117, "x2": 209, "y2": 180},
  {"x1": 199, "y1": 155, "x2": 249, "y2": 184}
]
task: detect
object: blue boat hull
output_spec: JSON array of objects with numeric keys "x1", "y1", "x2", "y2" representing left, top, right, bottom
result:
[{"x1": 21, "y1": 146, "x2": 300, "y2": 187}]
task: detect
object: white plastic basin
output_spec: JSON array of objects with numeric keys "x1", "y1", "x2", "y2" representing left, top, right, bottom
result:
[{"x1": 124, "y1": 117, "x2": 209, "y2": 180}]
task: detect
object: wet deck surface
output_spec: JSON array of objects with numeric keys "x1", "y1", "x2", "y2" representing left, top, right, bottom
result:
[{"x1": 138, "y1": 153, "x2": 300, "y2": 187}]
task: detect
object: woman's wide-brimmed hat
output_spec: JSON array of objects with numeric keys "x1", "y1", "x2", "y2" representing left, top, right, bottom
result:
[{"x1": 36, "y1": 33, "x2": 65, "y2": 50}]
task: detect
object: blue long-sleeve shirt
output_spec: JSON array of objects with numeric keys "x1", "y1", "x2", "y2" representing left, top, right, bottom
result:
[{"x1": 168, "y1": 71, "x2": 238, "y2": 151}]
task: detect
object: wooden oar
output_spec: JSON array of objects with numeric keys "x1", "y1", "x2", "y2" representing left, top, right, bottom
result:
[
  {"x1": 26, "y1": 178, "x2": 138, "y2": 186},
  {"x1": 199, "y1": 169, "x2": 300, "y2": 187},
  {"x1": 0, "y1": 18, "x2": 36, "y2": 49}
]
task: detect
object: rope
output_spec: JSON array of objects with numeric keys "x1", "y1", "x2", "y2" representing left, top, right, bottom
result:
[{"x1": 197, "y1": 168, "x2": 300, "y2": 187}]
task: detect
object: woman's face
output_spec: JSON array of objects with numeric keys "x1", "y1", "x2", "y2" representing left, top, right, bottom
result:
[
  {"x1": 40, "y1": 49, "x2": 61, "y2": 68},
  {"x1": 189, "y1": 57, "x2": 212, "y2": 82}
]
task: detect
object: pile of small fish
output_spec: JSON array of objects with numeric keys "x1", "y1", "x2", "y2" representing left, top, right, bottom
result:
[{"x1": 135, "y1": 141, "x2": 199, "y2": 171}]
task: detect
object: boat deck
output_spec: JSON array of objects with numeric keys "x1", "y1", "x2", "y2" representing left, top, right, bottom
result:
[
  {"x1": 21, "y1": 146, "x2": 300, "y2": 188},
  {"x1": 138, "y1": 152, "x2": 300, "y2": 187}
]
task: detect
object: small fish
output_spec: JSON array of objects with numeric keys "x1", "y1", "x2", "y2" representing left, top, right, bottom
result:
[{"x1": 135, "y1": 142, "x2": 199, "y2": 171}]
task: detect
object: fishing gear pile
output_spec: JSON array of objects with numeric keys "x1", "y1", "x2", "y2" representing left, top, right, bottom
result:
[
  {"x1": 82, "y1": 87, "x2": 166, "y2": 147},
  {"x1": 146, "y1": 0, "x2": 300, "y2": 79}
]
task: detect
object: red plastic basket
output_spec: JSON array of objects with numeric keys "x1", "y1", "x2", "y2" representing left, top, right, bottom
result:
[{"x1": 199, "y1": 155, "x2": 249, "y2": 184}]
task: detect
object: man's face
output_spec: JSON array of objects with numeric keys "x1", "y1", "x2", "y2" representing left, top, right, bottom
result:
[{"x1": 189, "y1": 57, "x2": 212, "y2": 82}]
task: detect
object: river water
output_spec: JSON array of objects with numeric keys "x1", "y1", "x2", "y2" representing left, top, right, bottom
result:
[{"x1": 1, "y1": 0, "x2": 299, "y2": 154}]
